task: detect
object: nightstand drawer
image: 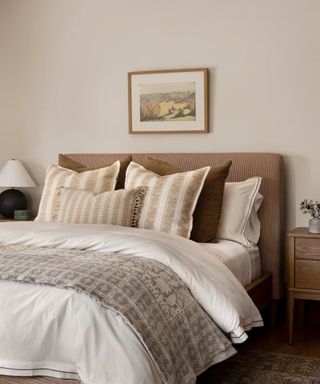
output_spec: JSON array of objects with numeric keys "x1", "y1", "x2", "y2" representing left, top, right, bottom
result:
[
  {"x1": 295, "y1": 238, "x2": 320, "y2": 260},
  {"x1": 295, "y1": 259, "x2": 320, "y2": 289}
]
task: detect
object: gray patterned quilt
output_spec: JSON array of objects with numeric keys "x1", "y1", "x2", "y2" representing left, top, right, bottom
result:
[{"x1": 0, "y1": 244, "x2": 235, "y2": 384}]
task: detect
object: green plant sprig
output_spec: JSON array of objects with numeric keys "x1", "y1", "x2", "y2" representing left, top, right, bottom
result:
[{"x1": 300, "y1": 199, "x2": 320, "y2": 219}]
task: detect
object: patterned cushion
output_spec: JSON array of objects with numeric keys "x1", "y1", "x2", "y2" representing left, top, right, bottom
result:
[
  {"x1": 58, "y1": 154, "x2": 132, "y2": 189},
  {"x1": 56, "y1": 187, "x2": 146, "y2": 226},
  {"x1": 144, "y1": 156, "x2": 232, "y2": 242},
  {"x1": 35, "y1": 162, "x2": 120, "y2": 222},
  {"x1": 125, "y1": 162, "x2": 210, "y2": 238}
]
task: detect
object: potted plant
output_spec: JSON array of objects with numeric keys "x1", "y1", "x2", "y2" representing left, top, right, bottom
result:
[{"x1": 300, "y1": 199, "x2": 320, "y2": 233}]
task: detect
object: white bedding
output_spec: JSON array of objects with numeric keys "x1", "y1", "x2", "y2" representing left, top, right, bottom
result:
[
  {"x1": 0, "y1": 222, "x2": 263, "y2": 384},
  {"x1": 199, "y1": 240, "x2": 261, "y2": 286}
]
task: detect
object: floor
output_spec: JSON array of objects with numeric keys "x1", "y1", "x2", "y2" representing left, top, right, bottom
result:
[
  {"x1": 1, "y1": 313, "x2": 319, "y2": 384},
  {"x1": 245, "y1": 301, "x2": 320, "y2": 358},
  {"x1": 197, "y1": 301, "x2": 320, "y2": 382},
  {"x1": 238, "y1": 323, "x2": 320, "y2": 358}
]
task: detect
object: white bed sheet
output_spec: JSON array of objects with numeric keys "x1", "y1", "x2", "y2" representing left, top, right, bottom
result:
[
  {"x1": 198, "y1": 240, "x2": 261, "y2": 286},
  {"x1": 0, "y1": 281, "x2": 162, "y2": 384},
  {"x1": 0, "y1": 222, "x2": 263, "y2": 384}
]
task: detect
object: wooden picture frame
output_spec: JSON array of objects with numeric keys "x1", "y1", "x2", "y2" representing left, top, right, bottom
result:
[{"x1": 128, "y1": 68, "x2": 208, "y2": 134}]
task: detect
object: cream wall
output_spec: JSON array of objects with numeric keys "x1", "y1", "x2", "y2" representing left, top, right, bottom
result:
[{"x1": 1, "y1": 0, "x2": 320, "y2": 228}]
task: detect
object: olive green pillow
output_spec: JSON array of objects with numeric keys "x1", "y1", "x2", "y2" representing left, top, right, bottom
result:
[
  {"x1": 59, "y1": 154, "x2": 132, "y2": 190},
  {"x1": 144, "y1": 156, "x2": 232, "y2": 242}
]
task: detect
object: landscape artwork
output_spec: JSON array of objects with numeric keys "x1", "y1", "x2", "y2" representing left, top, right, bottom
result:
[
  {"x1": 128, "y1": 68, "x2": 208, "y2": 134},
  {"x1": 139, "y1": 82, "x2": 196, "y2": 122}
]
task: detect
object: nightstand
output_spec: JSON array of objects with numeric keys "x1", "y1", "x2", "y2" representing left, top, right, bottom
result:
[{"x1": 286, "y1": 227, "x2": 320, "y2": 344}]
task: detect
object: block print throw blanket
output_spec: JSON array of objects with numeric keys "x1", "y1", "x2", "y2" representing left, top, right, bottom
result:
[{"x1": 0, "y1": 245, "x2": 235, "y2": 384}]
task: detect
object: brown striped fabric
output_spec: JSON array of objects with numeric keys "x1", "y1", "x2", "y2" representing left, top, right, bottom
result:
[
  {"x1": 35, "y1": 162, "x2": 120, "y2": 222},
  {"x1": 125, "y1": 162, "x2": 210, "y2": 238},
  {"x1": 62, "y1": 153, "x2": 285, "y2": 300},
  {"x1": 58, "y1": 154, "x2": 132, "y2": 189},
  {"x1": 56, "y1": 187, "x2": 146, "y2": 226}
]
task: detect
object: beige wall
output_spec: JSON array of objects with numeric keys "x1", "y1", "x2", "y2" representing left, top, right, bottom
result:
[{"x1": 1, "y1": 0, "x2": 320, "y2": 228}]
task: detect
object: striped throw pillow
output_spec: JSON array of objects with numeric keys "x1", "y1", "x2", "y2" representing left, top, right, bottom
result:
[
  {"x1": 58, "y1": 154, "x2": 132, "y2": 189},
  {"x1": 125, "y1": 162, "x2": 210, "y2": 238},
  {"x1": 56, "y1": 187, "x2": 146, "y2": 226},
  {"x1": 35, "y1": 162, "x2": 120, "y2": 222}
]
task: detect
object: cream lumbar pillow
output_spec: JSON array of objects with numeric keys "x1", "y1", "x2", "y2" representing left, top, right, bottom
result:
[
  {"x1": 125, "y1": 162, "x2": 210, "y2": 238},
  {"x1": 56, "y1": 187, "x2": 146, "y2": 227},
  {"x1": 35, "y1": 161, "x2": 120, "y2": 222},
  {"x1": 216, "y1": 177, "x2": 262, "y2": 246}
]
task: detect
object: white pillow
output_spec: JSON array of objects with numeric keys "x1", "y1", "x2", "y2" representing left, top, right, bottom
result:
[
  {"x1": 217, "y1": 177, "x2": 263, "y2": 246},
  {"x1": 244, "y1": 191, "x2": 263, "y2": 245}
]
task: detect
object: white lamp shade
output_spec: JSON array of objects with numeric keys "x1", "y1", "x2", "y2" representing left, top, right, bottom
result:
[{"x1": 0, "y1": 159, "x2": 36, "y2": 188}]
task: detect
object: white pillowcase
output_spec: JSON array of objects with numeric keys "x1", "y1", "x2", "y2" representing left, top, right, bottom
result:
[
  {"x1": 217, "y1": 177, "x2": 263, "y2": 246},
  {"x1": 244, "y1": 191, "x2": 263, "y2": 245}
]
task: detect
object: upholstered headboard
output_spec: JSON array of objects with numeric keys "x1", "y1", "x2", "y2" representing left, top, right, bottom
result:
[{"x1": 60, "y1": 153, "x2": 285, "y2": 299}]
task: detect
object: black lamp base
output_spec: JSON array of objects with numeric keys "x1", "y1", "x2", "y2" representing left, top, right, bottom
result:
[{"x1": 0, "y1": 189, "x2": 27, "y2": 218}]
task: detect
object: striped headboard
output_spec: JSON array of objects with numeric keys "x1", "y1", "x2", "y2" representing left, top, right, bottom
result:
[{"x1": 60, "y1": 153, "x2": 285, "y2": 300}]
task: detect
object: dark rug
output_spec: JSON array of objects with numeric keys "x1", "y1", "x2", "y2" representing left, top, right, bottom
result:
[{"x1": 197, "y1": 351, "x2": 320, "y2": 384}]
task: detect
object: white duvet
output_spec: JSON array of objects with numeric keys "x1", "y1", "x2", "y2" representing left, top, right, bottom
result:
[{"x1": 0, "y1": 222, "x2": 263, "y2": 384}]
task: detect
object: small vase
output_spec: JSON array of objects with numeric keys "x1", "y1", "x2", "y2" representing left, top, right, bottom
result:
[{"x1": 309, "y1": 218, "x2": 320, "y2": 234}]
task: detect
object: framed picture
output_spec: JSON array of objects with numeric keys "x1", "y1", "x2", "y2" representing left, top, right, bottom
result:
[{"x1": 128, "y1": 68, "x2": 208, "y2": 134}]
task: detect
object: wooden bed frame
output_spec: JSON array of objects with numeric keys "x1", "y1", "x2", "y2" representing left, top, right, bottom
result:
[{"x1": 60, "y1": 152, "x2": 285, "y2": 316}]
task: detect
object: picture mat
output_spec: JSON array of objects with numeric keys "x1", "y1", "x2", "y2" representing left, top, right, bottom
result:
[{"x1": 131, "y1": 71, "x2": 206, "y2": 132}]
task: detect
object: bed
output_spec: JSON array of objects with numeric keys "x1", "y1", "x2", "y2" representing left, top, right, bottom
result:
[
  {"x1": 0, "y1": 152, "x2": 285, "y2": 384},
  {"x1": 61, "y1": 152, "x2": 285, "y2": 303}
]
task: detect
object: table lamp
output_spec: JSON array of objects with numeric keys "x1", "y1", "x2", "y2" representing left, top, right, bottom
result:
[{"x1": 0, "y1": 159, "x2": 36, "y2": 218}]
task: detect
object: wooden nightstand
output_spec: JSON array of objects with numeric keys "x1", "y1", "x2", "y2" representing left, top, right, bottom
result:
[{"x1": 286, "y1": 227, "x2": 320, "y2": 344}]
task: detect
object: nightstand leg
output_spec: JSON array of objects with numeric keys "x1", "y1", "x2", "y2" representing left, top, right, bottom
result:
[{"x1": 287, "y1": 291, "x2": 295, "y2": 345}]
